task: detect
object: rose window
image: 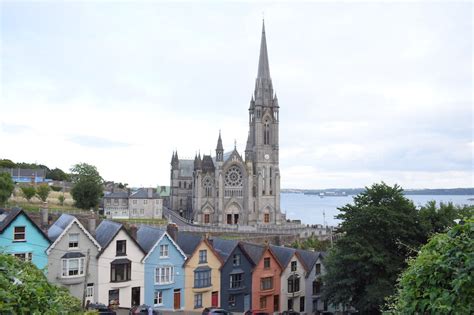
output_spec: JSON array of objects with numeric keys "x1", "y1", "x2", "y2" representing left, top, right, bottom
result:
[{"x1": 225, "y1": 166, "x2": 243, "y2": 187}]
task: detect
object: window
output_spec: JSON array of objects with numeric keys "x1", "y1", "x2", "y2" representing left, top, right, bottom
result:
[
  {"x1": 116, "y1": 240, "x2": 126, "y2": 256},
  {"x1": 263, "y1": 257, "x2": 270, "y2": 269},
  {"x1": 228, "y1": 295, "x2": 236, "y2": 307},
  {"x1": 13, "y1": 252, "x2": 32, "y2": 261},
  {"x1": 179, "y1": 182, "x2": 181, "y2": 188},
  {"x1": 315, "y1": 263, "x2": 321, "y2": 275},
  {"x1": 199, "y1": 250, "x2": 207, "y2": 263},
  {"x1": 288, "y1": 275, "x2": 300, "y2": 293},
  {"x1": 133, "y1": 200, "x2": 137, "y2": 204},
  {"x1": 313, "y1": 280, "x2": 321, "y2": 295},
  {"x1": 300, "y1": 297, "x2": 305, "y2": 312},
  {"x1": 227, "y1": 214, "x2": 232, "y2": 224},
  {"x1": 13, "y1": 226, "x2": 25, "y2": 241},
  {"x1": 194, "y1": 293, "x2": 202, "y2": 308},
  {"x1": 62, "y1": 258, "x2": 85, "y2": 277},
  {"x1": 204, "y1": 214, "x2": 210, "y2": 224},
  {"x1": 111, "y1": 262, "x2": 131, "y2": 282},
  {"x1": 264, "y1": 213, "x2": 270, "y2": 223},
  {"x1": 144, "y1": 199, "x2": 148, "y2": 204},
  {"x1": 230, "y1": 273, "x2": 243, "y2": 288},
  {"x1": 113, "y1": 198, "x2": 118, "y2": 206},
  {"x1": 233, "y1": 254, "x2": 241, "y2": 266},
  {"x1": 264, "y1": 121, "x2": 270, "y2": 145},
  {"x1": 194, "y1": 270, "x2": 211, "y2": 288},
  {"x1": 86, "y1": 283, "x2": 94, "y2": 298},
  {"x1": 260, "y1": 296, "x2": 267, "y2": 309},
  {"x1": 140, "y1": 209, "x2": 144, "y2": 216},
  {"x1": 155, "y1": 266, "x2": 174, "y2": 284},
  {"x1": 291, "y1": 261, "x2": 297, "y2": 272},
  {"x1": 68, "y1": 233, "x2": 79, "y2": 248},
  {"x1": 154, "y1": 291, "x2": 163, "y2": 305},
  {"x1": 159, "y1": 244, "x2": 169, "y2": 257},
  {"x1": 261, "y1": 277, "x2": 273, "y2": 290}
]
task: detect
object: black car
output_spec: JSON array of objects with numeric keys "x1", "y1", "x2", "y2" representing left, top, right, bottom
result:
[
  {"x1": 281, "y1": 311, "x2": 300, "y2": 315},
  {"x1": 129, "y1": 304, "x2": 163, "y2": 315},
  {"x1": 86, "y1": 303, "x2": 116, "y2": 315}
]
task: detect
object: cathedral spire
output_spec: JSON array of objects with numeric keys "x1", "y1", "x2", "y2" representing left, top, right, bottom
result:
[
  {"x1": 216, "y1": 130, "x2": 224, "y2": 162},
  {"x1": 216, "y1": 130, "x2": 223, "y2": 151},
  {"x1": 257, "y1": 20, "x2": 271, "y2": 79}
]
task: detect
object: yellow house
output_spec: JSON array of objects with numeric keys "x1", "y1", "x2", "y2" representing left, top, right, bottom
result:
[{"x1": 183, "y1": 238, "x2": 223, "y2": 311}]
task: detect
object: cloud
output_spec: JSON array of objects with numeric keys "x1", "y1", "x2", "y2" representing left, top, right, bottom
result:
[
  {"x1": 0, "y1": 123, "x2": 31, "y2": 134},
  {"x1": 67, "y1": 135, "x2": 131, "y2": 148}
]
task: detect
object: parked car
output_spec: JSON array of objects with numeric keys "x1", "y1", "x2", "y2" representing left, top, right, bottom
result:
[
  {"x1": 129, "y1": 304, "x2": 162, "y2": 315},
  {"x1": 244, "y1": 311, "x2": 270, "y2": 315},
  {"x1": 202, "y1": 308, "x2": 233, "y2": 315},
  {"x1": 86, "y1": 303, "x2": 116, "y2": 315},
  {"x1": 281, "y1": 311, "x2": 300, "y2": 315}
]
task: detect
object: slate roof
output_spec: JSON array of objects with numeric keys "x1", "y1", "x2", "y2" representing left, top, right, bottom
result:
[
  {"x1": 176, "y1": 232, "x2": 202, "y2": 256},
  {"x1": 130, "y1": 188, "x2": 159, "y2": 199},
  {"x1": 178, "y1": 160, "x2": 194, "y2": 177},
  {"x1": 201, "y1": 155, "x2": 215, "y2": 173},
  {"x1": 95, "y1": 220, "x2": 123, "y2": 248},
  {"x1": 296, "y1": 249, "x2": 320, "y2": 274},
  {"x1": 210, "y1": 238, "x2": 238, "y2": 261},
  {"x1": 48, "y1": 213, "x2": 75, "y2": 242},
  {"x1": 137, "y1": 225, "x2": 165, "y2": 253},
  {"x1": 270, "y1": 245, "x2": 296, "y2": 268},
  {"x1": 241, "y1": 242, "x2": 266, "y2": 265},
  {"x1": 104, "y1": 191, "x2": 129, "y2": 199}
]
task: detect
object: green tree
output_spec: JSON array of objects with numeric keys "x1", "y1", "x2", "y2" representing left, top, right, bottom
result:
[
  {"x1": 70, "y1": 163, "x2": 103, "y2": 210},
  {"x1": 418, "y1": 201, "x2": 472, "y2": 236},
  {"x1": 0, "y1": 253, "x2": 81, "y2": 313},
  {"x1": 322, "y1": 182, "x2": 426, "y2": 314},
  {"x1": 390, "y1": 218, "x2": 474, "y2": 314},
  {"x1": 46, "y1": 167, "x2": 69, "y2": 181},
  {"x1": 0, "y1": 159, "x2": 16, "y2": 168},
  {"x1": 290, "y1": 236, "x2": 331, "y2": 251},
  {"x1": 0, "y1": 173, "x2": 14, "y2": 206},
  {"x1": 20, "y1": 186, "x2": 36, "y2": 202},
  {"x1": 58, "y1": 194, "x2": 65, "y2": 206},
  {"x1": 36, "y1": 184, "x2": 51, "y2": 202}
]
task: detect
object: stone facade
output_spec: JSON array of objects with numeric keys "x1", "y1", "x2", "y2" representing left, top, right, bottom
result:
[
  {"x1": 171, "y1": 22, "x2": 283, "y2": 226},
  {"x1": 104, "y1": 188, "x2": 162, "y2": 220}
]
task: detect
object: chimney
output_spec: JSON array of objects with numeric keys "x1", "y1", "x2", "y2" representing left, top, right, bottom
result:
[
  {"x1": 88, "y1": 217, "x2": 96, "y2": 236},
  {"x1": 166, "y1": 223, "x2": 178, "y2": 242},
  {"x1": 147, "y1": 188, "x2": 153, "y2": 199},
  {"x1": 40, "y1": 207, "x2": 48, "y2": 228},
  {"x1": 129, "y1": 224, "x2": 138, "y2": 240}
]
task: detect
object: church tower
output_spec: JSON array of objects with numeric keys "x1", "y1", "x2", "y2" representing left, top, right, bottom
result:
[{"x1": 247, "y1": 20, "x2": 281, "y2": 224}]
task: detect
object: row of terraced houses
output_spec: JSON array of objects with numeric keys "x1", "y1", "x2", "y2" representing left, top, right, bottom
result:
[{"x1": 0, "y1": 208, "x2": 342, "y2": 314}]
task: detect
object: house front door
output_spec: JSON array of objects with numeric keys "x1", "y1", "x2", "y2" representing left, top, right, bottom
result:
[
  {"x1": 131, "y1": 287, "x2": 140, "y2": 306},
  {"x1": 174, "y1": 289, "x2": 181, "y2": 309},
  {"x1": 211, "y1": 291, "x2": 218, "y2": 307}
]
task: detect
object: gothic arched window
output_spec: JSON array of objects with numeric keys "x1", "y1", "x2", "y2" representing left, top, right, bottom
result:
[
  {"x1": 203, "y1": 177, "x2": 213, "y2": 198},
  {"x1": 263, "y1": 119, "x2": 270, "y2": 145}
]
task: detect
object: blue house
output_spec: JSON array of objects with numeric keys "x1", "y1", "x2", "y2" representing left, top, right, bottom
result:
[
  {"x1": 137, "y1": 225, "x2": 186, "y2": 311},
  {"x1": 0, "y1": 208, "x2": 50, "y2": 271},
  {"x1": 213, "y1": 239, "x2": 255, "y2": 313}
]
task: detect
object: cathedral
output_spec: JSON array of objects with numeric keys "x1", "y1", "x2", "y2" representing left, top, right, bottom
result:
[{"x1": 170, "y1": 22, "x2": 284, "y2": 226}]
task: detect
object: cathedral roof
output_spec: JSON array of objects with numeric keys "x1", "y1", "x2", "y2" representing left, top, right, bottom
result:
[{"x1": 201, "y1": 155, "x2": 215, "y2": 172}]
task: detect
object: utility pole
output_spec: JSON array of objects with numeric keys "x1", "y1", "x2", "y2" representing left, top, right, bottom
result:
[{"x1": 82, "y1": 248, "x2": 91, "y2": 308}]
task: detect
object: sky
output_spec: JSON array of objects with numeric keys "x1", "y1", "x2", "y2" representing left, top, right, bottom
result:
[{"x1": 0, "y1": 1, "x2": 472, "y2": 189}]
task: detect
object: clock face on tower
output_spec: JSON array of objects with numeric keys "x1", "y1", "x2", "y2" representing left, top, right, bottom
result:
[{"x1": 264, "y1": 154, "x2": 270, "y2": 160}]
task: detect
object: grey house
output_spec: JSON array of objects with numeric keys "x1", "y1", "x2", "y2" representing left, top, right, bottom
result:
[
  {"x1": 213, "y1": 239, "x2": 255, "y2": 313},
  {"x1": 47, "y1": 214, "x2": 101, "y2": 305},
  {"x1": 297, "y1": 249, "x2": 322, "y2": 314}
]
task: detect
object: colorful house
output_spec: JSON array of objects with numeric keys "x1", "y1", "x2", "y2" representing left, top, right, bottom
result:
[
  {"x1": 0, "y1": 208, "x2": 50, "y2": 271},
  {"x1": 296, "y1": 249, "x2": 322, "y2": 314},
  {"x1": 213, "y1": 239, "x2": 255, "y2": 313},
  {"x1": 95, "y1": 220, "x2": 145, "y2": 308},
  {"x1": 271, "y1": 246, "x2": 308, "y2": 313},
  {"x1": 46, "y1": 214, "x2": 102, "y2": 304},
  {"x1": 242, "y1": 242, "x2": 282, "y2": 314},
  {"x1": 137, "y1": 225, "x2": 186, "y2": 311},
  {"x1": 180, "y1": 236, "x2": 223, "y2": 311}
]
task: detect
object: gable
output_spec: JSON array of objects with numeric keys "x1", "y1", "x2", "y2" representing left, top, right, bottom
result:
[
  {"x1": 143, "y1": 232, "x2": 186, "y2": 263},
  {"x1": 184, "y1": 239, "x2": 223, "y2": 268},
  {"x1": 0, "y1": 210, "x2": 50, "y2": 245},
  {"x1": 47, "y1": 219, "x2": 101, "y2": 255},
  {"x1": 100, "y1": 228, "x2": 145, "y2": 260}
]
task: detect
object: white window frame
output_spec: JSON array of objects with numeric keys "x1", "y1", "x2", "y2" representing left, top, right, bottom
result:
[
  {"x1": 12, "y1": 252, "x2": 32, "y2": 261},
  {"x1": 13, "y1": 226, "x2": 26, "y2": 241},
  {"x1": 86, "y1": 283, "x2": 94, "y2": 298},
  {"x1": 154, "y1": 290, "x2": 163, "y2": 306},
  {"x1": 61, "y1": 258, "x2": 85, "y2": 278},
  {"x1": 159, "y1": 244, "x2": 169, "y2": 258},
  {"x1": 68, "y1": 233, "x2": 79, "y2": 248},
  {"x1": 154, "y1": 266, "x2": 174, "y2": 284}
]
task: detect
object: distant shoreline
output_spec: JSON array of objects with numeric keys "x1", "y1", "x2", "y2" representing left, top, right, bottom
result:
[{"x1": 281, "y1": 188, "x2": 474, "y2": 196}]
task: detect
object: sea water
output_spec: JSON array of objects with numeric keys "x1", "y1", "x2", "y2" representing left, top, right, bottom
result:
[{"x1": 281, "y1": 193, "x2": 474, "y2": 226}]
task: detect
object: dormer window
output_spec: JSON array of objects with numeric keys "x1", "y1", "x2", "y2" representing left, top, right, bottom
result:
[
  {"x1": 291, "y1": 261, "x2": 297, "y2": 272},
  {"x1": 68, "y1": 233, "x2": 79, "y2": 248},
  {"x1": 13, "y1": 226, "x2": 25, "y2": 241},
  {"x1": 233, "y1": 254, "x2": 241, "y2": 267},
  {"x1": 199, "y1": 250, "x2": 207, "y2": 263},
  {"x1": 160, "y1": 244, "x2": 169, "y2": 258}
]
